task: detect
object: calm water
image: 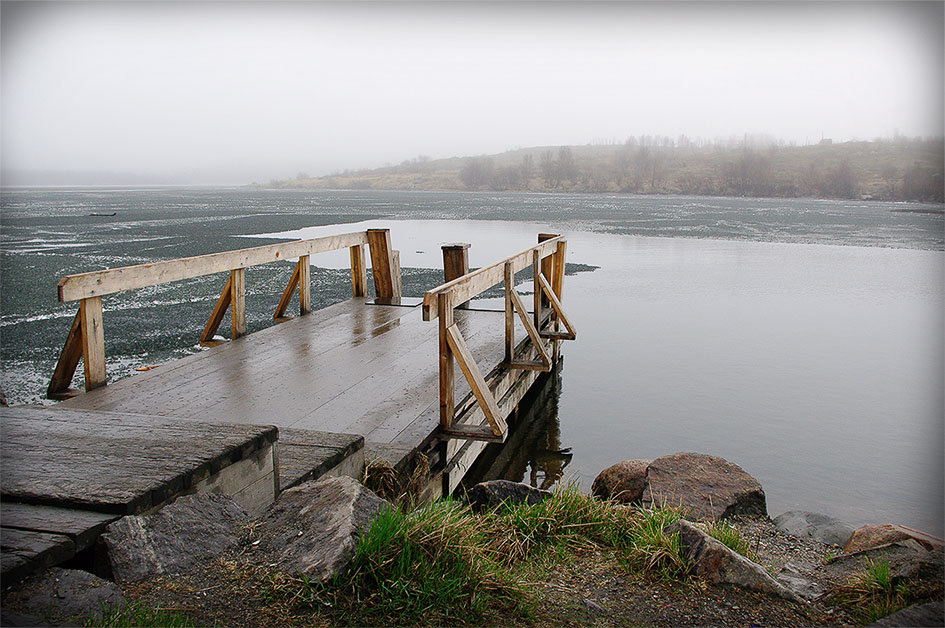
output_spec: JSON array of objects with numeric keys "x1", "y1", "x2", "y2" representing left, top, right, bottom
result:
[{"x1": 1, "y1": 188, "x2": 942, "y2": 533}]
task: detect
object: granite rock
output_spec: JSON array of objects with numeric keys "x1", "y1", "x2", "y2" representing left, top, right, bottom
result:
[
  {"x1": 591, "y1": 459, "x2": 651, "y2": 503},
  {"x1": 642, "y1": 452, "x2": 766, "y2": 521}
]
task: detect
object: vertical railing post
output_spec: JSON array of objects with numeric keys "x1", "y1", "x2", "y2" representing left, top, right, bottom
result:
[
  {"x1": 79, "y1": 296, "x2": 106, "y2": 391},
  {"x1": 552, "y1": 239, "x2": 567, "y2": 362},
  {"x1": 230, "y1": 268, "x2": 246, "y2": 339},
  {"x1": 349, "y1": 244, "x2": 367, "y2": 297},
  {"x1": 367, "y1": 228, "x2": 401, "y2": 300},
  {"x1": 438, "y1": 290, "x2": 455, "y2": 429},
  {"x1": 538, "y1": 233, "x2": 557, "y2": 316},
  {"x1": 504, "y1": 261, "x2": 514, "y2": 364},
  {"x1": 442, "y1": 243, "x2": 470, "y2": 308},
  {"x1": 532, "y1": 250, "x2": 542, "y2": 330},
  {"x1": 298, "y1": 255, "x2": 311, "y2": 315}
]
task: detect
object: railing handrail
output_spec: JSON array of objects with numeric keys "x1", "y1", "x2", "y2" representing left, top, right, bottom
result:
[
  {"x1": 57, "y1": 231, "x2": 372, "y2": 302},
  {"x1": 421, "y1": 235, "x2": 565, "y2": 321}
]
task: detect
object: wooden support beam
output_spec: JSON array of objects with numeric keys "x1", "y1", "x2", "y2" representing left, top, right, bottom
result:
[
  {"x1": 200, "y1": 275, "x2": 232, "y2": 347},
  {"x1": 509, "y1": 288, "x2": 551, "y2": 370},
  {"x1": 552, "y1": 239, "x2": 567, "y2": 362},
  {"x1": 446, "y1": 323, "x2": 507, "y2": 437},
  {"x1": 391, "y1": 250, "x2": 403, "y2": 300},
  {"x1": 273, "y1": 262, "x2": 301, "y2": 322},
  {"x1": 79, "y1": 297, "x2": 106, "y2": 391},
  {"x1": 438, "y1": 291, "x2": 455, "y2": 429},
  {"x1": 367, "y1": 229, "x2": 400, "y2": 299},
  {"x1": 230, "y1": 268, "x2": 246, "y2": 340},
  {"x1": 47, "y1": 310, "x2": 83, "y2": 399},
  {"x1": 504, "y1": 262, "x2": 514, "y2": 364},
  {"x1": 349, "y1": 245, "x2": 367, "y2": 297},
  {"x1": 533, "y1": 250, "x2": 542, "y2": 331},
  {"x1": 273, "y1": 255, "x2": 311, "y2": 322},
  {"x1": 298, "y1": 255, "x2": 311, "y2": 315},
  {"x1": 442, "y1": 243, "x2": 470, "y2": 309},
  {"x1": 537, "y1": 273, "x2": 576, "y2": 341}
]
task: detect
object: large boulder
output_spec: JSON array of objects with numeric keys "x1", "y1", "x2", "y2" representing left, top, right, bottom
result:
[
  {"x1": 773, "y1": 510, "x2": 855, "y2": 547},
  {"x1": 255, "y1": 475, "x2": 389, "y2": 582},
  {"x1": 99, "y1": 493, "x2": 248, "y2": 583},
  {"x1": 466, "y1": 479, "x2": 551, "y2": 512},
  {"x1": 867, "y1": 600, "x2": 944, "y2": 627},
  {"x1": 667, "y1": 519, "x2": 799, "y2": 602},
  {"x1": 642, "y1": 452, "x2": 766, "y2": 521},
  {"x1": 591, "y1": 459, "x2": 651, "y2": 503},
  {"x1": 844, "y1": 523, "x2": 944, "y2": 554}
]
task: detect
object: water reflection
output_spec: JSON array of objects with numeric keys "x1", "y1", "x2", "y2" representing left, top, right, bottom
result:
[{"x1": 462, "y1": 361, "x2": 572, "y2": 492}]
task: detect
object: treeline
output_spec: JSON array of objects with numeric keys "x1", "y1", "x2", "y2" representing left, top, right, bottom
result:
[{"x1": 273, "y1": 136, "x2": 944, "y2": 203}]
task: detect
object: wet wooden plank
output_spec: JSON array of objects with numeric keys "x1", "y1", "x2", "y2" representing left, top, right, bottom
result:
[
  {"x1": 278, "y1": 428, "x2": 364, "y2": 489},
  {"x1": 0, "y1": 528, "x2": 75, "y2": 582},
  {"x1": 1, "y1": 407, "x2": 277, "y2": 515},
  {"x1": 0, "y1": 503, "x2": 117, "y2": 552},
  {"x1": 61, "y1": 299, "x2": 419, "y2": 420}
]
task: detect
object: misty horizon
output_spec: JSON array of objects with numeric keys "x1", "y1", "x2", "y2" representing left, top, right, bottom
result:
[{"x1": 2, "y1": 2, "x2": 942, "y2": 186}]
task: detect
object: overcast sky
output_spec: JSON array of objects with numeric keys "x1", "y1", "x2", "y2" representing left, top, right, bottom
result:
[{"x1": 2, "y1": 1, "x2": 942, "y2": 184}]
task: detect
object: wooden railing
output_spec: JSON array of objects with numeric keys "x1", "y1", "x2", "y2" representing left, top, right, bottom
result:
[
  {"x1": 47, "y1": 229, "x2": 402, "y2": 399},
  {"x1": 423, "y1": 234, "x2": 576, "y2": 442}
]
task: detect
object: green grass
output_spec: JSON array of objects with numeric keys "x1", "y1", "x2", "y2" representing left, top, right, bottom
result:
[
  {"x1": 826, "y1": 559, "x2": 914, "y2": 624},
  {"x1": 86, "y1": 602, "x2": 197, "y2": 628},
  {"x1": 702, "y1": 520, "x2": 760, "y2": 563},
  {"x1": 271, "y1": 485, "x2": 697, "y2": 626}
]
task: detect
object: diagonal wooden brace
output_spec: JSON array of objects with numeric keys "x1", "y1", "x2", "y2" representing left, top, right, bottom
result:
[
  {"x1": 445, "y1": 323, "x2": 507, "y2": 437},
  {"x1": 273, "y1": 256, "x2": 311, "y2": 322},
  {"x1": 537, "y1": 273, "x2": 576, "y2": 340}
]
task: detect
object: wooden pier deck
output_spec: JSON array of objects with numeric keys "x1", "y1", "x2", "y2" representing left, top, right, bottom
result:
[
  {"x1": 56, "y1": 297, "x2": 523, "y2": 480},
  {"x1": 1, "y1": 227, "x2": 575, "y2": 583}
]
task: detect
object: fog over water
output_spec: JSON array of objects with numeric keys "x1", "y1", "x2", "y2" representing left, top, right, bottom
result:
[{"x1": 2, "y1": 1, "x2": 943, "y2": 184}]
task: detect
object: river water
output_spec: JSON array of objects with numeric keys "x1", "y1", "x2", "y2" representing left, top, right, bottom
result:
[{"x1": 1, "y1": 187, "x2": 942, "y2": 533}]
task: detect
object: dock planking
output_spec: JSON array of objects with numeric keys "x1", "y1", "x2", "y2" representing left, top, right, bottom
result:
[
  {"x1": 58, "y1": 298, "x2": 531, "y2": 462},
  {"x1": 0, "y1": 406, "x2": 278, "y2": 515}
]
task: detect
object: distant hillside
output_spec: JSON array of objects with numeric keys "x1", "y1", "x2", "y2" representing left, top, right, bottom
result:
[{"x1": 269, "y1": 137, "x2": 944, "y2": 203}]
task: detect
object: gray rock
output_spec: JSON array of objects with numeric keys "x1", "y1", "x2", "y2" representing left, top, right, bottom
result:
[
  {"x1": 21, "y1": 568, "x2": 124, "y2": 620},
  {"x1": 643, "y1": 452, "x2": 767, "y2": 521},
  {"x1": 99, "y1": 493, "x2": 248, "y2": 583},
  {"x1": 591, "y1": 459, "x2": 651, "y2": 503},
  {"x1": 667, "y1": 519, "x2": 800, "y2": 602},
  {"x1": 776, "y1": 563, "x2": 824, "y2": 601},
  {"x1": 466, "y1": 479, "x2": 551, "y2": 512},
  {"x1": 773, "y1": 510, "x2": 855, "y2": 547},
  {"x1": 867, "y1": 600, "x2": 944, "y2": 627},
  {"x1": 1, "y1": 608, "x2": 80, "y2": 627},
  {"x1": 256, "y1": 475, "x2": 389, "y2": 582}
]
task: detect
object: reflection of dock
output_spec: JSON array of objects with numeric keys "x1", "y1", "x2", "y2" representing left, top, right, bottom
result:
[
  {"x1": 1, "y1": 228, "x2": 575, "y2": 582},
  {"x1": 462, "y1": 363, "x2": 572, "y2": 492}
]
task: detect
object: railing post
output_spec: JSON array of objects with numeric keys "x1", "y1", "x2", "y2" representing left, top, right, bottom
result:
[
  {"x1": 442, "y1": 243, "x2": 470, "y2": 309},
  {"x1": 552, "y1": 239, "x2": 566, "y2": 362},
  {"x1": 230, "y1": 268, "x2": 246, "y2": 339},
  {"x1": 298, "y1": 255, "x2": 311, "y2": 314},
  {"x1": 367, "y1": 229, "x2": 401, "y2": 300},
  {"x1": 504, "y1": 261, "x2": 514, "y2": 364},
  {"x1": 79, "y1": 296, "x2": 106, "y2": 391},
  {"x1": 349, "y1": 244, "x2": 367, "y2": 297},
  {"x1": 438, "y1": 290, "x2": 455, "y2": 429},
  {"x1": 538, "y1": 233, "x2": 557, "y2": 316}
]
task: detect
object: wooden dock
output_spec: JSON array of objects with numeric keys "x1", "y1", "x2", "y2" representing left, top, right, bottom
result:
[{"x1": 1, "y1": 227, "x2": 575, "y2": 583}]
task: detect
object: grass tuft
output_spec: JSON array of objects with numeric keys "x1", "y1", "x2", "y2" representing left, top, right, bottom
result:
[
  {"x1": 86, "y1": 602, "x2": 196, "y2": 628},
  {"x1": 702, "y1": 520, "x2": 760, "y2": 563},
  {"x1": 826, "y1": 559, "x2": 913, "y2": 623},
  {"x1": 270, "y1": 485, "x2": 701, "y2": 625}
]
